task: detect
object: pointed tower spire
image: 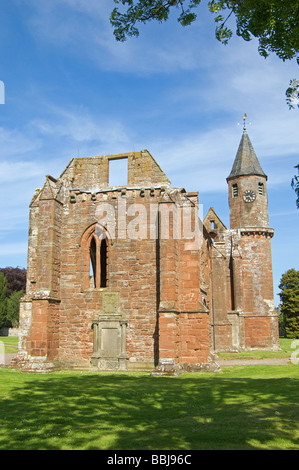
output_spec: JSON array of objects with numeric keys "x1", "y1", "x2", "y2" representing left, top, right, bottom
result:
[
  {"x1": 227, "y1": 115, "x2": 267, "y2": 181},
  {"x1": 227, "y1": 116, "x2": 269, "y2": 229}
]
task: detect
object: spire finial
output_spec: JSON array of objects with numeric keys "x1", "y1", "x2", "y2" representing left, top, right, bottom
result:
[{"x1": 243, "y1": 113, "x2": 247, "y2": 131}]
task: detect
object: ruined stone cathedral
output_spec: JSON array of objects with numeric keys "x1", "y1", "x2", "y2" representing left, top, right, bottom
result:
[{"x1": 16, "y1": 127, "x2": 279, "y2": 372}]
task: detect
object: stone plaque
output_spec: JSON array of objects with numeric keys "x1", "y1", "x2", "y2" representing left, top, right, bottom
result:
[
  {"x1": 102, "y1": 328, "x2": 118, "y2": 351},
  {"x1": 102, "y1": 292, "x2": 119, "y2": 313}
]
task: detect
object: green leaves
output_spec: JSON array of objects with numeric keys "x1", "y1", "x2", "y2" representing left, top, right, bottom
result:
[
  {"x1": 178, "y1": 11, "x2": 197, "y2": 26},
  {"x1": 291, "y1": 162, "x2": 299, "y2": 208},
  {"x1": 7, "y1": 291, "x2": 24, "y2": 328},
  {"x1": 110, "y1": 0, "x2": 202, "y2": 42},
  {"x1": 110, "y1": 0, "x2": 299, "y2": 108},
  {"x1": 286, "y1": 79, "x2": 299, "y2": 110},
  {"x1": 215, "y1": 25, "x2": 232, "y2": 44},
  {"x1": 0, "y1": 271, "x2": 24, "y2": 328},
  {"x1": 0, "y1": 273, "x2": 8, "y2": 329},
  {"x1": 279, "y1": 269, "x2": 299, "y2": 339},
  {"x1": 110, "y1": 0, "x2": 299, "y2": 63}
]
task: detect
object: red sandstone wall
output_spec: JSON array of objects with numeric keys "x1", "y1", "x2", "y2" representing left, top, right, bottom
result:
[
  {"x1": 228, "y1": 175, "x2": 269, "y2": 228},
  {"x1": 21, "y1": 149, "x2": 211, "y2": 371},
  {"x1": 240, "y1": 233, "x2": 274, "y2": 317}
]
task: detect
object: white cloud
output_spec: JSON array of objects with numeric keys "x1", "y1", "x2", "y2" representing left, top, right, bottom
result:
[
  {"x1": 271, "y1": 210, "x2": 298, "y2": 217},
  {"x1": 21, "y1": 0, "x2": 222, "y2": 74},
  {"x1": 0, "y1": 127, "x2": 41, "y2": 158},
  {"x1": 32, "y1": 106, "x2": 130, "y2": 145},
  {"x1": 0, "y1": 242, "x2": 28, "y2": 256},
  {"x1": 0, "y1": 161, "x2": 44, "y2": 184},
  {"x1": 142, "y1": 111, "x2": 298, "y2": 194}
]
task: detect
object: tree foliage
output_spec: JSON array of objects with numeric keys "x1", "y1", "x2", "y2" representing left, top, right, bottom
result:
[
  {"x1": 279, "y1": 269, "x2": 299, "y2": 339},
  {"x1": 291, "y1": 164, "x2": 299, "y2": 208},
  {"x1": 0, "y1": 267, "x2": 26, "y2": 328},
  {"x1": 286, "y1": 79, "x2": 299, "y2": 109},
  {"x1": 0, "y1": 273, "x2": 8, "y2": 329},
  {"x1": 110, "y1": 0, "x2": 299, "y2": 58},
  {"x1": 7, "y1": 290, "x2": 25, "y2": 328},
  {"x1": 0, "y1": 267, "x2": 26, "y2": 297},
  {"x1": 110, "y1": 0, "x2": 299, "y2": 108}
]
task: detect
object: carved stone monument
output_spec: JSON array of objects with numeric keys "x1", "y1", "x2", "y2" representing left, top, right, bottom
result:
[{"x1": 91, "y1": 292, "x2": 127, "y2": 370}]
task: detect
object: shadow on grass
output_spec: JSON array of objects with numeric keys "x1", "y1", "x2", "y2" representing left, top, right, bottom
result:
[{"x1": 0, "y1": 370, "x2": 298, "y2": 450}]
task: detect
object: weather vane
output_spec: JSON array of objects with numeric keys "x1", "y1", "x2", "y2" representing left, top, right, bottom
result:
[{"x1": 237, "y1": 113, "x2": 251, "y2": 131}]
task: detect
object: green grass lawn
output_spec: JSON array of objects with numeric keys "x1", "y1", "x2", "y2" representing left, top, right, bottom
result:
[
  {"x1": 1, "y1": 337, "x2": 295, "y2": 358},
  {"x1": 0, "y1": 364, "x2": 299, "y2": 450},
  {"x1": 217, "y1": 338, "x2": 295, "y2": 359},
  {"x1": 0, "y1": 336, "x2": 19, "y2": 354}
]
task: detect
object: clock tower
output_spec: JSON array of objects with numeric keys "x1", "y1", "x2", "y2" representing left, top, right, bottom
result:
[
  {"x1": 227, "y1": 125, "x2": 269, "y2": 228},
  {"x1": 224, "y1": 119, "x2": 278, "y2": 350}
]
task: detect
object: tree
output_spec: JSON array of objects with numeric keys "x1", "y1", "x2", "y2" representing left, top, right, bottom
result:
[
  {"x1": 110, "y1": 0, "x2": 299, "y2": 108},
  {"x1": 279, "y1": 269, "x2": 299, "y2": 339},
  {"x1": 7, "y1": 290, "x2": 24, "y2": 328},
  {"x1": 286, "y1": 79, "x2": 299, "y2": 110},
  {"x1": 0, "y1": 268, "x2": 26, "y2": 329},
  {"x1": 0, "y1": 273, "x2": 8, "y2": 329},
  {"x1": 0, "y1": 267, "x2": 26, "y2": 297},
  {"x1": 291, "y1": 164, "x2": 299, "y2": 208}
]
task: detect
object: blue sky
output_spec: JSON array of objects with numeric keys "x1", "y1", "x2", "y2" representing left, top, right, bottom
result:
[{"x1": 0, "y1": 0, "x2": 298, "y2": 305}]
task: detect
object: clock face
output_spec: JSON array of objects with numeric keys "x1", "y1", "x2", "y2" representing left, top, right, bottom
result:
[{"x1": 242, "y1": 189, "x2": 256, "y2": 203}]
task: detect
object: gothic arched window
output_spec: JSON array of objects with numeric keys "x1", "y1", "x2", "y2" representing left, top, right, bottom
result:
[
  {"x1": 89, "y1": 236, "x2": 97, "y2": 288},
  {"x1": 100, "y1": 237, "x2": 107, "y2": 288},
  {"x1": 81, "y1": 224, "x2": 109, "y2": 290}
]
